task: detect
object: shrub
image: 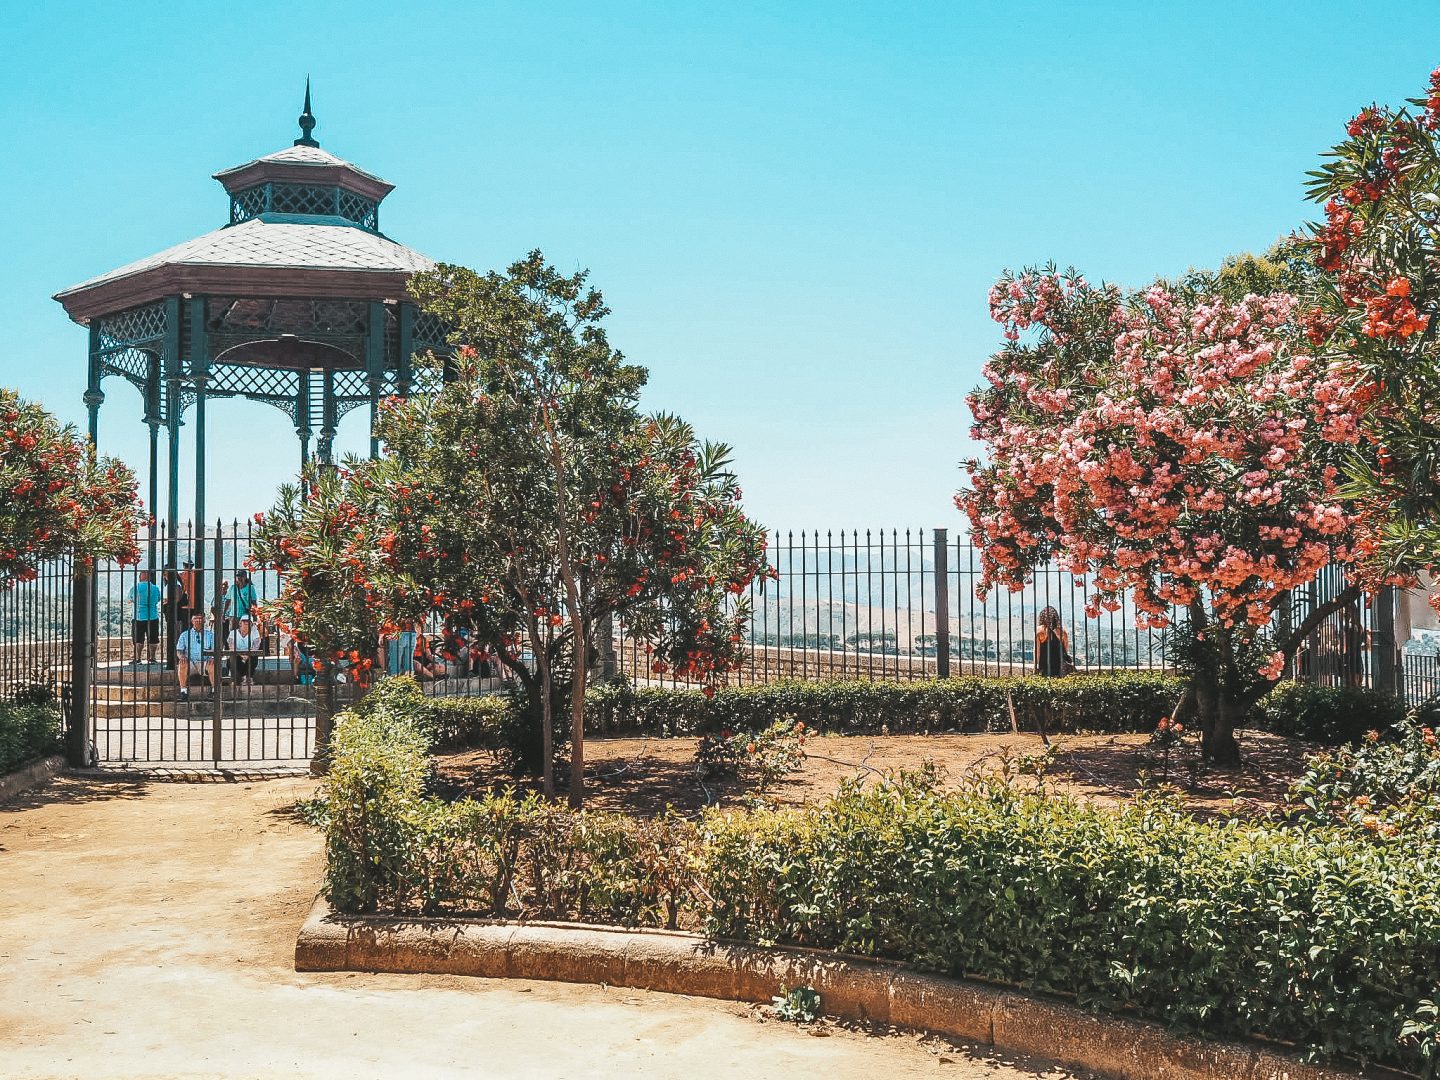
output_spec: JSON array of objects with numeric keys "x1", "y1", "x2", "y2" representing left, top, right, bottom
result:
[
  {"x1": 695, "y1": 718, "x2": 808, "y2": 788},
  {"x1": 1248, "y1": 682, "x2": 1404, "y2": 746},
  {"x1": 1289, "y1": 720, "x2": 1440, "y2": 842},
  {"x1": 587, "y1": 673, "x2": 1187, "y2": 738},
  {"x1": 0, "y1": 688, "x2": 63, "y2": 774},
  {"x1": 323, "y1": 700, "x2": 1440, "y2": 1074},
  {"x1": 699, "y1": 776, "x2": 1440, "y2": 1075}
]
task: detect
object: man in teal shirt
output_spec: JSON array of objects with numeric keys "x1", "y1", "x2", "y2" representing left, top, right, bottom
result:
[{"x1": 127, "y1": 570, "x2": 162, "y2": 666}]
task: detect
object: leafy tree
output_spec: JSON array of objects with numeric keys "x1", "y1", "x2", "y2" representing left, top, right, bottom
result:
[
  {"x1": 958, "y1": 267, "x2": 1374, "y2": 762},
  {"x1": 256, "y1": 253, "x2": 772, "y2": 803},
  {"x1": 0, "y1": 388, "x2": 139, "y2": 586},
  {"x1": 1303, "y1": 65, "x2": 1440, "y2": 593}
]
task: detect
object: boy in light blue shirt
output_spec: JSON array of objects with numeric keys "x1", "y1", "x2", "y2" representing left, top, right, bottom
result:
[{"x1": 127, "y1": 570, "x2": 163, "y2": 666}]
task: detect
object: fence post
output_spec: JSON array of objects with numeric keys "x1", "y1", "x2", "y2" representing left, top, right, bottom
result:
[
  {"x1": 67, "y1": 561, "x2": 94, "y2": 768},
  {"x1": 1373, "y1": 586, "x2": 1398, "y2": 695},
  {"x1": 933, "y1": 528, "x2": 950, "y2": 680},
  {"x1": 211, "y1": 522, "x2": 224, "y2": 763}
]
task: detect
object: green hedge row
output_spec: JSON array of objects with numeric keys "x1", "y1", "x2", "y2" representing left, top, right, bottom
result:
[
  {"x1": 0, "y1": 699, "x2": 63, "y2": 774},
  {"x1": 320, "y1": 701, "x2": 1440, "y2": 1075},
  {"x1": 412, "y1": 673, "x2": 1403, "y2": 750}
]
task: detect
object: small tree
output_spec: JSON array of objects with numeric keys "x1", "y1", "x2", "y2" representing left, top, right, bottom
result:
[
  {"x1": 1303, "y1": 65, "x2": 1440, "y2": 590},
  {"x1": 0, "y1": 388, "x2": 139, "y2": 585},
  {"x1": 958, "y1": 268, "x2": 1374, "y2": 762},
  {"x1": 257, "y1": 253, "x2": 772, "y2": 804}
]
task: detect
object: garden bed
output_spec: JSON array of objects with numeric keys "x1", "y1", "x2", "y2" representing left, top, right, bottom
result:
[{"x1": 432, "y1": 729, "x2": 1315, "y2": 818}]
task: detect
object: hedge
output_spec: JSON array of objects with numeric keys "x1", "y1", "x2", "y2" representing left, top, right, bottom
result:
[
  {"x1": 0, "y1": 698, "x2": 63, "y2": 774},
  {"x1": 408, "y1": 673, "x2": 1403, "y2": 752},
  {"x1": 320, "y1": 701, "x2": 1440, "y2": 1075}
]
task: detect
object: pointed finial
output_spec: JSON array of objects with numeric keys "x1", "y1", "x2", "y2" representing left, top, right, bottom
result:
[{"x1": 295, "y1": 77, "x2": 319, "y2": 148}]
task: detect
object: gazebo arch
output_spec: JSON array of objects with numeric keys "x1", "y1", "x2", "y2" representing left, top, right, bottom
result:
[{"x1": 53, "y1": 83, "x2": 452, "y2": 568}]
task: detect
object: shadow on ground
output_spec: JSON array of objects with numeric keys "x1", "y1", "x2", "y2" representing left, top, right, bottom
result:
[{"x1": 0, "y1": 773, "x2": 151, "y2": 813}]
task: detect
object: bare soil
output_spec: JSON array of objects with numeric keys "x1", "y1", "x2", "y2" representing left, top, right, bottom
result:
[
  {"x1": 0, "y1": 774, "x2": 1097, "y2": 1079},
  {"x1": 434, "y1": 730, "x2": 1313, "y2": 818}
]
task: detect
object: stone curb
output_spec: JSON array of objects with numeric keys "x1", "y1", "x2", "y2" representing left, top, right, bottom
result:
[
  {"x1": 296, "y1": 897, "x2": 1399, "y2": 1080},
  {"x1": 0, "y1": 755, "x2": 66, "y2": 804},
  {"x1": 68, "y1": 766, "x2": 309, "y2": 783}
]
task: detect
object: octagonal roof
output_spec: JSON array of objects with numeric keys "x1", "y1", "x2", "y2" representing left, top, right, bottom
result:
[{"x1": 54, "y1": 91, "x2": 434, "y2": 324}]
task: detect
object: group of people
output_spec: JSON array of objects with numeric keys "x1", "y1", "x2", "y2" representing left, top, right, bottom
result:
[{"x1": 126, "y1": 567, "x2": 267, "y2": 700}]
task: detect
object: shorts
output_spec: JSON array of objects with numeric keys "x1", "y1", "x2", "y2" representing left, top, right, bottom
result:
[
  {"x1": 132, "y1": 619, "x2": 160, "y2": 645},
  {"x1": 233, "y1": 655, "x2": 257, "y2": 678}
]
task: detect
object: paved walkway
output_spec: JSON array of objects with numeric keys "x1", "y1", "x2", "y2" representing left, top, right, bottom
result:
[{"x1": 0, "y1": 775, "x2": 1092, "y2": 1079}]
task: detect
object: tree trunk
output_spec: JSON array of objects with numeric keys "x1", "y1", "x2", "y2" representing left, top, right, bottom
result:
[
  {"x1": 531, "y1": 625, "x2": 554, "y2": 799},
  {"x1": 1190, "y1": 665, "x2": 1244, "y2": 766},
  {"x1": 568, "y1": 629, "x2": 587, "y2": 808},
  {"x1": 312, "y1": 662, "x2": 335, "y2": 777}
]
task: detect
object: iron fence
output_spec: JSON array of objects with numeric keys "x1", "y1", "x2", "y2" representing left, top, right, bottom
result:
[
  {"x1": 615, "y1": 528, "x2": 1182, "y2": 688},
  {"x1": 0, "y1": 554, "x2": 74, "y2": 725},
  {"x1": 6, "y1": 520, "x2": 1439, "y2": 770},
  {"x1": 82, "y1": 521, "x2": 496, "y2": 768}
]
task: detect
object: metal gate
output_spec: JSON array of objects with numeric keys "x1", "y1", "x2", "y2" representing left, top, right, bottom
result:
[{"x1": 87, "y1": 522, "x2": 317, "y2": 768}]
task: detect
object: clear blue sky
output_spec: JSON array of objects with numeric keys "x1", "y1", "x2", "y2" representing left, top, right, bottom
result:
[{"x1": 3, "y1": 1, "x2": 1437, "y2": 533}]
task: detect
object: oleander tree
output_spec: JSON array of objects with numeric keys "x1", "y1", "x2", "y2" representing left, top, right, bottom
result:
[
  {"x1": 0, "y1": 387, "x2": 139, "y2": 586},
  {"x1": 957, "y1": 268, "x2": 1377, "y2": 763},
  {"x1": 256, "y1": 253, "x2": 772, "y2": 803},
  {"x1": 1302, "y1": 64, "x2": 1440, "y2": 592}
]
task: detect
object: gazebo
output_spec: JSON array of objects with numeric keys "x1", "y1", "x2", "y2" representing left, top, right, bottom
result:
[{"x1": 53, "y1": 85, "x2": 451, "y2": 563}]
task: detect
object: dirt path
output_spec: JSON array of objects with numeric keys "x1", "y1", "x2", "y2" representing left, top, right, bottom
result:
[
  {"x1": 0, "y1": 775, "x2": 1094, "y2": 1080},
  {"x1": 436, "y1": 730, "x2": 1310, "y2": 817}
]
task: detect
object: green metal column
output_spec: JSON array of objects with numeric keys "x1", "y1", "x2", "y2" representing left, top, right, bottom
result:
[
  {"x1": 144, "y1": 352, "x2": 161, "y2": 572},
  {"x1": 296, "y1": 374, "x2": 312, "y2": 477},
  {"x1": 365, "y1": 300, "x2": 385, "y2": 459},
  {"x1": 318, "y1": 368, "x2": 337, "y2": 465},
  {"x1": 189, "y1": 297, "x2": 209, "y2": 575},
  {"x1": 397, "y1": 302, "x2": 415, "y2": 397},
  {"x1": 162, "y1": 296, "x2": 182, "y2": 574},
  {"x1": 84, "y1": 322, "x2": 104, "y2": 446}
]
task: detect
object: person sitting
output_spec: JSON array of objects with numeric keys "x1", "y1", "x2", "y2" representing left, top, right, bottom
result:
[
  {"x1": 288, "y1": 636, "x2": 314, "y2": 686},
  {"x1": 228, "y1": 616, "x2": 263, "y2": 693},
  {"x1": 174, "y1": 613, "x2": 216, "y2": 702},
  {"x1": 412, "y1": 633, "x2": 444, "y2": 681}
]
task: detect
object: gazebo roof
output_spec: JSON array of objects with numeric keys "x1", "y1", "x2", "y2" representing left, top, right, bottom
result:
[
  {"x1": 55, "y1": 218, "x2": 435, "y2": 319},
  {"x1": 53, "y1": 87, "x2": 434, "y2": 324}
]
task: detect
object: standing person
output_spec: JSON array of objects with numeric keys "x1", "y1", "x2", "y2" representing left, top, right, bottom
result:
[
  {"x1": 225, "y1": 569, "x2": 259, "y2": 635},
  {"x1": 1035, "y1": 606, "x2": 1074, "y2": 678},
  {"x1": 163, "y1": 568, "x2": 191, "y2": 670},
  {"x1": 174, "y1": 612, "x2": 215, "y2": 702},
  {"x1": 227, "y1": 615, "x2": 263, "y2": 694},
  {"x1": 126, "y1": 570, "x2": 162, "y2": 666}
]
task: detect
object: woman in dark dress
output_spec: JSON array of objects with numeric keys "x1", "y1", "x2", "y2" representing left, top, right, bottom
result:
[{"x1": 1035, "y1": 606, "x2": 1073, "y2": 677}]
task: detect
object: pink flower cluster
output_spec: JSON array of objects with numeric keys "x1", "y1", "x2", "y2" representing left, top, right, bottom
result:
[{"x1": 959, "y1": 271, "x2": 1369, "y2": 629}]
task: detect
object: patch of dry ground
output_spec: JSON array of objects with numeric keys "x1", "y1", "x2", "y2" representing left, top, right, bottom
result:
[
  {"x1": 0, "y1": 774, "x2": 1097, "y2": 1080},
  {"x1": 435, "y1": 730, "x2": 1312, "y2": 817}
]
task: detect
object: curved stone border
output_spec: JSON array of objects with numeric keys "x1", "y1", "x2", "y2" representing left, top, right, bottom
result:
[
  {"x1": 296, "y1": 898, "x2": 1397, "y2": 1080},
  {"x1": 0, "y1": 754, "x2": 66, "y2": 804}
]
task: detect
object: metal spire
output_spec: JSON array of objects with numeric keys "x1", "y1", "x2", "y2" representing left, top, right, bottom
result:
[{"x1": 294, "y1": 78, "x2": 319, "y2": 148}]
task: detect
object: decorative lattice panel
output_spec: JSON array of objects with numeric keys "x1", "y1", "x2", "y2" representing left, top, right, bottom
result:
[
  {"x1": 98, "y1": 347, "x2": 154, "y2": 393},
  {"x1": 208, "y1": 363, "x2": 302, "y2": 424},
  {"x1": 97, "y1": 302, "x2": 167, "y2": 352},
  {"x1": 336, "y1": 189, "x2": 378, "y2": 230},
  {"x1": 270, "y1": 183, "x2": 337, "y2": 216},
  {"x1": 412, "y1": 311, "x2": 452, "y2": 353},
  {"x1": 229, "y1": 185, "x2": 268, "y2": 224}
]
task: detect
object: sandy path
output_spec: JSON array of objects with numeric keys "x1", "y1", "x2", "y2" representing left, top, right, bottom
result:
[{"x1": 0, "y1": 774, "x2": 1092, "y2": 1080}]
